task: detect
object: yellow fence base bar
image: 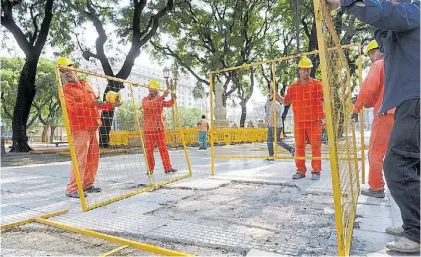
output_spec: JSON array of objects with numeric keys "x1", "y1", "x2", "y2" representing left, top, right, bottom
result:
[
  {"x1": 99, "y1": 245, "x2": 129, "y2": 257},
  {"x1": 152, "y1": 174, "x2": 192, "y2": 189},
  {"x1": 1, "y1": 209, "x2": 69, "y2": 230},
  {"x1": 34, "y1": 217, "x2": 193, "y2": 256},
  {"x1": 1, "y1": 218, "x2": 34, "y2": 230},
  {"x1": 88, "y1": 174, "x2": 192, "y2": 210},
  {"x1": 86, "y1": 186, "x2": 154, "y2": 211},
  {"x1": 215, "y1": 155, "x2": 331, "y2": 160}
]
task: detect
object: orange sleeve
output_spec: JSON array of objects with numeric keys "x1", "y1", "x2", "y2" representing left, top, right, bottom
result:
[
  {"x1": 283, "y1": 85, "x2": 293, "y2": 105},
  {"x1": 63, "y1": 85, "x2": 93, "y2": 117},
  {"x1": 99, "y1": 103, "x2": 113, "y2": 111},
  {"x1": 163, "y1": 99, "x2": 174, "y2": 108},
  {"x1": 353, "y1": 62, "x2": 382, "y2": 113}
]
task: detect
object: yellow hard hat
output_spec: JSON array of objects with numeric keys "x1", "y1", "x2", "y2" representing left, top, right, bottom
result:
[
  {"x1": 297, "y1": 57, "x2": 313, "y2": 68},
  {"x1": 57, "y1": 57, "x2": 74, "y2": 67},
  {"x1": 365, "y1": 40, "x2": 379, "y2": 56},
  {"x1": 148, "y1": 79, "x2": 161, "y2": 90},
  {"x1": 105, "y1": 91, "x2": 121, "y2": 104}
]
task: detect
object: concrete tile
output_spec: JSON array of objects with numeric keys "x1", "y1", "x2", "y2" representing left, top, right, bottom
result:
[
  {"x1": 352, "y1": 230, "x2": 395, "y2": 253},
  {"x1": 356, "y1": 216, "x2": 393, "y2": 233},
  {"x1": 247, "y1": 249, "x2": 289, "y2": 256},
  {"x1": 357, "y1": 194, "x2": 390, "y2": 207},
  {"x1": 356, "y1": 204, "x2": 392, "y2": 218},
  {"x1": 163, "y1": 178, "x2": 231, "y2": 190}
]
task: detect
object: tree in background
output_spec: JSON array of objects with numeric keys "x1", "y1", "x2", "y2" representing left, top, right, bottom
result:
[
  {"x1": 59, "y1": 0, "x2": 173, "y2": 147},
  {"x1": 115, "y1": 100, "x2": 203, "y2": 131},
  {"x1": 164, "y1": 106, "x2": 203, "y2": 128},
  {"x1": 114, "y1": 100, "x2": 143, "y2": 131},
  {"x1": 1, "y1": 58, "x2": 62, "y2": 143},
  {"x1": 150, "y1": 0, "x2": 281, "y2": 127},
  {"x1": 1, "y1": 0, "x2": 55, "y2": 152}
]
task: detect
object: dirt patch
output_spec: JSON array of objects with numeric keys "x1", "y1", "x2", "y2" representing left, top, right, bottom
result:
[
  {"x1": 1, "y1": 152, "x2": 71, "y2": 167},
  {"x1": 146, "y1": 183, "x2": 338, "y2": 256}
]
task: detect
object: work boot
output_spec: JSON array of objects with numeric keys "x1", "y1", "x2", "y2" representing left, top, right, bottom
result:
[
  {"x1": 311, "y1": 172, "x2": 321, "y2": 180},
  {"x1": 65, "y1": 191, "x2": 87, "y2": 198},
  {"x1": 386, "y1": 225, "x2": 404, "y2": 236},
  {"x1": 361, "y1": 188, "x2": 385, "y2": 198},
  {"x1": 265, "y1": 157, "x2": 275, "y2": 161},
  {"x1": 386, "y1": 237, "x2": 420, "y2": 253},
  {"x1": 292, "y1": 172, "x2": 305, "y2": 179},
  {"x1": 165, "y1": 168, "x2": 177, "y2": 174},
  {"x1": 84, "y1": 185, "x2": 102, "y2": 193}
]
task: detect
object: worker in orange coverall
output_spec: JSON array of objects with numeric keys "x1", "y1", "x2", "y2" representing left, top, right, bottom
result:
[
  {"x1": 278, "y1": 57, "x2": 324, "y2": 180},
  {"x1": 142, "y1": 80, "x2": 178, "y2": 175},
  {"x1": 352, "y1": 40, "x2": 394, "y2": 199},
  {"x1": 58, "y1": 57, "x2": 121, "y2": 198}
]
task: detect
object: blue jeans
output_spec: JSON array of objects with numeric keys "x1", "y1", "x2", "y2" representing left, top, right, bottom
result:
[
  {"x1": 267, "y1": 127, "x2": 294, "y2": 156},
  {"x1": 199, "y1": 131, "x2": 208, "y2": 149}
]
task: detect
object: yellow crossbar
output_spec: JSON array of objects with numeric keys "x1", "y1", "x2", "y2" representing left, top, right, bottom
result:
[
  {"x1": 1, "y1": 209, "x2": 68, "y2": 230},
  {"x1": 99, "y1": 245, "x2": 129, "y2": 256},
  {"x1": 34, "y1": 217, "x2": 193, "y2": 256}
]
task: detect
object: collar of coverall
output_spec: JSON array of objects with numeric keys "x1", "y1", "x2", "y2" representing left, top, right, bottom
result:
[{"x1": 298, "y1": 77, "x2": 314, "y2": 86}]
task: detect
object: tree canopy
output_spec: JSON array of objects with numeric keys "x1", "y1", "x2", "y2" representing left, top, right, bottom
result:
[{"x1": 0, "y1": 57, "x2": 62, "y2": 133}]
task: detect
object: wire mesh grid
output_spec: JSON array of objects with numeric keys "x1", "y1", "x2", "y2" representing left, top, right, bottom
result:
[
  {"x1": 54, "y1": 66, "x2": 192, "y2": 211},
  {"x1": 312, "y1": 0, "x2": 362, "y2": 255}
]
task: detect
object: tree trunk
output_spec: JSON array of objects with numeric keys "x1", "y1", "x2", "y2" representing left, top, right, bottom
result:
[
  {"x1": 41, "y1": 125, "x2": 49, "y2": 143},
  {"x1": 99, "y1": 80, "x2": 124, "y2": 147},
  {"x1": 49, "y1": 125, "x2": 56, "y2": 143},
  {"x1": 1, "y1": 138, "x2": 6, "y2": 156},
  {"x1": 239, "y1": 102, "x2": 247, "y2": 128},
  {"x1": 11, "y1": 58, "x2": 38, "y2": 152}
]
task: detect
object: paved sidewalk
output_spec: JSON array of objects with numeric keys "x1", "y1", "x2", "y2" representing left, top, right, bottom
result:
[
  {"x1": 351, "y1": 173, "x2": 417, "y2": 256},
  {"x1": 4, "y1": 133, "x2": 402, "y2": 256}
]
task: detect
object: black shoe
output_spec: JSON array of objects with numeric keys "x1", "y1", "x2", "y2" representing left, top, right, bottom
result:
[
  {"x1": 165, "y1": 168, "x2": 178, "y2": 174},
  {"x1": 84, "y1": 185, "x2": 102, "y2": 193},
  {"x1": 265, "y1": 157, "x2": 275, "y2": 161},
  {"x1": 146, "y1": 170, "x2": 154, "y2": 175},
  {"x1": 361, "y1": 188, "x2": 385, "y2": 198},
  {"x1": 66, "y1": 191, "x2": 87, "y2": 198}
]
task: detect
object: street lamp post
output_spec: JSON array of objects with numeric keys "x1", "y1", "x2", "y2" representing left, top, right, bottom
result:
[{"x1": 163, "y1": 65, "x2": 179, "y2": 148}]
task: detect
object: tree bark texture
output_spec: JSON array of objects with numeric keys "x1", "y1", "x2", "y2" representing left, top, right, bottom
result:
[{"x1": 11, "y1": 58, "x2": 38, "y2": 152}]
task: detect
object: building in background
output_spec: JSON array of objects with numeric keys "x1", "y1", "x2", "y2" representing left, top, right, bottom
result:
[{"x1": 92, "y1": 65, "x2": 207, "y2": 110}]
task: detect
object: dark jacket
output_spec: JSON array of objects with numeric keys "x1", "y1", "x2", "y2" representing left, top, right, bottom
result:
[{"x1": 341, "y1": 0, "x2": 420, "y2": 113}]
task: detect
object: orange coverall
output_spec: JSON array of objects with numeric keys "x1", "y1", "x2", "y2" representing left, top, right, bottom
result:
[
  {"x1": 284, "y1": 78, "x2": 324, "y2": 174},
  {"x1": 142, "y1": 95, "x2": 175, "y2": 172},
  {"x1": 63, "y1": 80, "x2": 113, "y2": 194},
  {"x1": 353, "y1": 59, "x2": 394, "y2": 191}
]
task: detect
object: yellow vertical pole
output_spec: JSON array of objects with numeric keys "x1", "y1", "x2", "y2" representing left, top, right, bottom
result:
[
  {"x1": 357, "y1": 50, "x2": 366, "y2": 184},
  {"x1": 174, "y1": 102, "x2": 193, "y2": 176},
  {"x1": 350, "y1": 44, "x2": 361, "y2": 188},
  {"x1": 54, "y1": 66, "x2": 88, "y2": 211},
  {"x1": 311, "y1": 3, "x2": 345, "y2": 256},
  {"x1": 344, "y1": 58, "x2": 357, "y2": 213},
  {"x1": 271, "y1": 62, "x2": 278, "y2": 159},
  {"x1": 129, "y1": 83, "x2": 153, "y2": 185},
  {"x1": 172, "y1": 108, "x2": 176, "y2": 147},
  {"x1": 210, "y1": 72, "x2": 215, "y2": 175}
]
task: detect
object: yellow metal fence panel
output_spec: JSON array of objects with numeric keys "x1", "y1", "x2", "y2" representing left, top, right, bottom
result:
[
  {"x1": 208, "y1": 43, "x2": 364, "y2": 256},
  {"x1": 55, "y1": 66, "x2": 192, "y2": 211}
]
